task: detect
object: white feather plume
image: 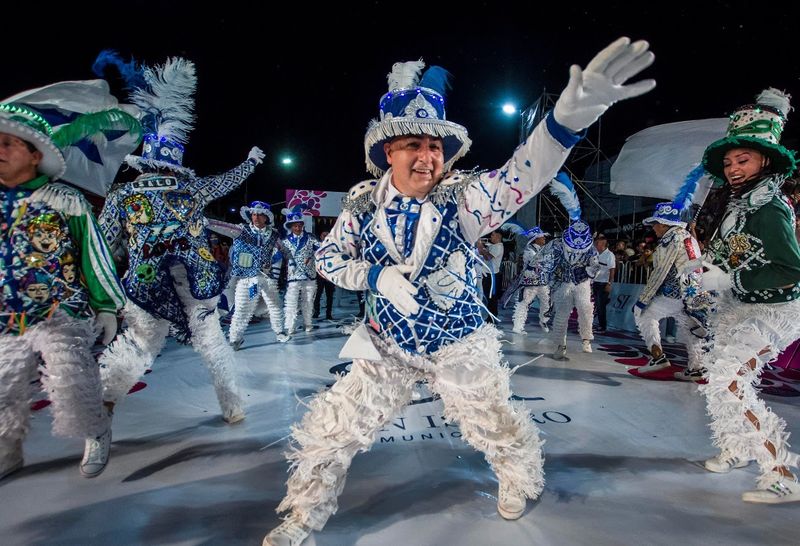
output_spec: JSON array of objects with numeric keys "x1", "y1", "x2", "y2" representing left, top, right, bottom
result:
[
  {"x1": 757, "y1": 87, "x2": 792, "y2": 118},
  {"x1": 548, "y1": 172, "x2": 582, "y2": 221},
  {"x1": 387, "y1": 60, "x2": 425, "y2": 92},
  {"x1": 131, "y1": 57, "x2": 197, "y2": 144}
]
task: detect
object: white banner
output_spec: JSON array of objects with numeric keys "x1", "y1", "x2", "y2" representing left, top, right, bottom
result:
[{"x1": 610, "y1": 119, "x2": 728, "y2": 204}]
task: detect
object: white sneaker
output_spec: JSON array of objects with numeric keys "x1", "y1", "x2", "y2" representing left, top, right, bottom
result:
[
  {"x1": 497, "y1": 482, "x2": 526, "y2": 520},
  {"x1": 742, "y1": 478, "x2": 800, "y2": 504},
  {"x1": 553, "y1": 345, "x2": 567, "y2": 360},
  {"x1": 263, "y1": 515, "x2": 311, "y2": 546},
  {"x1": 0, "y1": 439, "x2": 23, "y2": 481},
  {"x1": 511, "y1": 327, "x2": 526, "y2": 334},
  {"x1": 582, "y1": 339, "x2": 592, "y2": 353},
  {"x1": 276, "y1": 333, "x2": 290, "y2": 343},
  {"x1": 539, "y1": 322, "x2": 550, "y2": 333},
  {"x1": 704, "y1": 452, "x2": 749, "y2": 473},
  {"x1": 304, "y1": 325, "x2": 313, "y2": 333},
  {"x1": 638, "y1": 354, "x2": 670, "y2": 374},
  {"x1": 230, "y1": 338, "x2": 243, "y2": 351},
  {"x1": 80, "y1": 427, "x2": 111, "y2": 478},
  {"x1": 674, "y1": 368, "x2": 707, "y2": 382}
]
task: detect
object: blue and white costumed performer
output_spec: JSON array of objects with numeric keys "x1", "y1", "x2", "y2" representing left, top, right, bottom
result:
[
  {"x1": 511, "y1": 226, "x2": 551, "y2": 334},
  {"x1": 88, "y1": 54, "x2": 265, "y2": 471},
  {"x1": 0, "y1": 79, "x2": 141, "y2": 480},
  {"x1": 264, "y1": 37, "x2": 656, "y2": 545},
  {"x1": 225, "y1": 201, "x2": 287, "y2": 348},
  {"x1": 696, "y1": 89, "x2": 800, "y2": 503},
  {"x1": 536, "y1": 173, "x2": 599, "y2": 358},
  {"x1": 632, "y1": 169, "x2": 711, "y2": 381},
  {"x1": 280, "y1": 205, "x2": 319, "y2": 336}
]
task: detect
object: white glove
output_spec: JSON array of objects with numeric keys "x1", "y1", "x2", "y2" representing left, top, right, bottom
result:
[
  {"x1": 376, "y1": 264, "x2": 420, "y2": 316},
  {"x1": 96, "y1": 312, "x2": 118, "y2": 345},
  {"x1": 554, "y1": 37, "x2": 656, "y2": 132},
  {"x1": 248, "y1": 146, "x2": 265, "y2": 165},
  {"x1": 702, "y1": 261, "x2": 733, "y2": 293}
]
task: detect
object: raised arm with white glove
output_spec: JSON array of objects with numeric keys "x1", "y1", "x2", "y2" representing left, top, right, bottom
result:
[
  {"x1": 554, "y1": 37, "x2": 656, "y2": 133},
  {"x1": 95, "y1": 311, "x2": 118, "y2": 345},
  {"x1": 373, "y1": 264, "x2": 420, "y2": 317},
  {"x1": 702, "y1": 261, "x2": 733, "y2": 293},
  {"x1": 248, "y1": 146, "x2": 265, "y2": 165}
]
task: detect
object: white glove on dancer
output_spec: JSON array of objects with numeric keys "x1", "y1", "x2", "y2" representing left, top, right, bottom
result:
[
  {"x1": 95, "y1": 312, "x2": 118, "y2": 345},
  {"x1": 248, "y1": 146, "x2": 265, "y2": 165},
  {"x1": 376, "y1": 264, "x2": 420, "y2": 316},
  {"x1": 702, "y1": 261, "x2": 733, "y2": 293},
  {"x1": 554, "y1": 37, "x2": 656, "y2": 132}
]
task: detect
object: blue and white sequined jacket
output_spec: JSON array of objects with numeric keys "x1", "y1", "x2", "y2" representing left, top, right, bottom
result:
[
  {"x1": 316, "y1": 114, "x2": 581, "y2": 355},
  {"x1": 230, "y1": 224, "x2": 281, "y2": 280}
]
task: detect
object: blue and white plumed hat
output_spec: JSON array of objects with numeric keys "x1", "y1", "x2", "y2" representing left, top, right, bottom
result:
[
  {"x1": 94, "y1": 51, "x2": 197, "y2": 176},
  {"x1": 524, "y1": 226, "x2": 550, "y2": 240},
  {"x1": 364, "y1": 60, "x2": 472, "y2": 177},
  {"x1": 549, "y1": 172, "x2": 592, "y2": 252},
  {"x1": 642, "y1": 164, "x2": 706, "y2": 228},
  {"x1": 282, "y1": 203, "x2": 309, "y2": 230},
  {"x1": 240, "y1": 200, "x2": 273, "y2": 225}
]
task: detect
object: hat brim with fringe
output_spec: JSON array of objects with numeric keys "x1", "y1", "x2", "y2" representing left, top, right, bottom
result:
[
  {"x1": 0, "y1": 117, "x2": 65, "y2": 178},
  {"x1": 124, "y1": 154, "x2": 195, "y2": 177},
  {"x1": 364, "y1": 117, "x2": 471, "y2": 177},
  {"x1": 703, "y1": 136, "x2": 797, "y2": 182},
  {"x1": 642, "y1": 215, "x2": 686, "y2": 228},
  {"x1": 240, "y1": 206, "x2": 274, "y2": 225}
]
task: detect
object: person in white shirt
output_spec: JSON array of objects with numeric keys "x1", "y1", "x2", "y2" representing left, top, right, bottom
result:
[{"x1": 592, "y1": 234, "x2": 616, "y2": 333}]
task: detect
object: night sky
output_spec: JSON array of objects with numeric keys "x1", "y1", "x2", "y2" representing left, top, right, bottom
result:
[{"x1": 3, "y1": 1, "x2": 797, "y2": 221}]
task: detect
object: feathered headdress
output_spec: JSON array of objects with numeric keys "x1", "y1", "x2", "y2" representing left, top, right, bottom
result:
[
  {"x1": 642, "y1": 164, "x2": 706, "y2": 228},
  {"x1": 364, "y1": 59, "x2": 471, "y2": 177},
  {"x1": 549, "y1": 172, "x2": 592, "y2": 251},
  {"x1": 94, "y1": 51, "x2": 197, "y2": 176}
]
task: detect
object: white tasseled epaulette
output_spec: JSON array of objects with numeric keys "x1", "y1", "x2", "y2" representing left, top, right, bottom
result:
[
  {"x1": 342, "y1": 179, "x2": 379, "y2": 215},
  {"x1": 27, "y1": 182, "x2": 90, "y2": 216}
]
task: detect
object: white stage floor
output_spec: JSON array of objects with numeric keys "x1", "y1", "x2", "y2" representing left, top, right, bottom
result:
[{"x1": 2, "y1": 299, "x2": 799, "y2": 545}]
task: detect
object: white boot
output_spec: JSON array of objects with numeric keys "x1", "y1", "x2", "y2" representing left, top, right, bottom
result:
[
  {"x1": 0, "y1": 438, "x2": 23, "y2": 481},
  {"x1": 497, "y1": 481, "x2": 526, "y2": 520},
  {"x1": 263, "y1": 515, "x2": 311, "y2": 546}
]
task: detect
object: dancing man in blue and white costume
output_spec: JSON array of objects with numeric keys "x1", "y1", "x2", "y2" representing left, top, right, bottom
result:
[
  {"x1": 264, "y1": 38, "x2": 656, "y2": 546},
  {"x1": 227, "y1": 201, "x2": 286, "y2": 348},
  {"x1": 88, "y1": 56, "x2": 264, "y2": 475},
  {"x1": 511, "y1": 226, "x2": 551, "y2": 334},
  {"x1": 280, "y1": 206, "x2": 319, "y2": 337}
]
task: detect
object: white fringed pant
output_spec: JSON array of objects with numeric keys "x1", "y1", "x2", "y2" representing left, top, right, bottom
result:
[
  {"x1": 229, "y1": 274, "x2": 284, "y2": 342},
  {"x1": 512, "y1": 285, "x2": 550, "y2": 332},
  {"x1": 99, "y1": 266, "x2": 243, "y2": 421},
  {"x1": 276, "y1": 324, "x2": 544, "y2": 530},
  {"x1": 284, "y1": 280, "x2": 316, "y2": 333},
  {"x1": 0, "y1": 312, "x2": 107, "y2": 443},
  {"x1": 634, "y1": 295, "x2": 704, "y2": 370},
  {"x1": 699, "y1": 295, "x2": 800, "y2": 488},
  {"x1": 550, "y1": 280, "x2": 594, "y2": 347}
]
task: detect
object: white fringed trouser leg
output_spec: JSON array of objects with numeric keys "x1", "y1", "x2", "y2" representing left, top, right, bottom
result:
[
  {"x1": 699, "y1": 297, "x2": 800, "y2": 488},
  {"x1": 428, "y1": 325, "x2": 545, "y2": 500},
  {"x1": 28, "y1": 313, "x2": 106, "y2": 438},
  {"x1": 275, "y1": 325, "x2": 544, "y2": 531},
  {"x1": 634, "y1": 295, "x2": 678, "y2": 349},
  {"x1": 284, "y1": 282, "x2": 302, "y2": 333},
  {"x1": 0, "y1": 335, "x2": 40, "y2": 443},
  {"x1": 534, "y1": 285, "x2": 550, "y2": 328},
  {"x1": 259, "y1": 276, "x2": 284, "y2": 335},
  {"x1": 674, "y1": 308, "x2": 705, "y2": 371},
  {"x1": 512, "y1": 287, "x2": 536, "y2": 331},
  {"x1": 550, "y1": 283, "x2": 575, "y2": 347},
  {"x1": 228, "y1": 277, "x2": 259, "y2": 344},
  {"x1": 100, "y1": 301, "x2": 168, "y2": 404},
  {"x1": 300, "y1": 280, "x2": 317, "y2": 329},
  {"x1": 276, "y1": 356, "x2": 419, "y2": 530},
  {"x1": 173, "y1": 267, "x2": 244, "y2": 421},
  {"x1": 574, "y1": 280, "x2": 594, "y2": 341}
]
